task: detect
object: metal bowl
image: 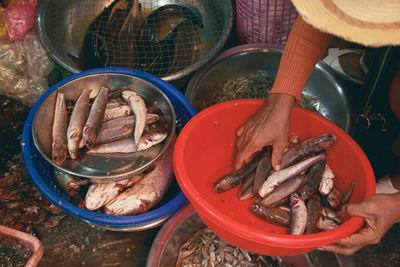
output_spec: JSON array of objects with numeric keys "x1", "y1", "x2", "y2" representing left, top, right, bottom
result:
[
  {"x1": 146, "y1": 203, "x2": 354, "y2": 267},
  {"x1": 32, "y1": 68, "x2": 176, "y2": 181},
  {"x1": 185, "y1": 44, "x2": 352, "y2": 132},
  {"x1": 36, "y1": 0, "x2": 233, "y2": 83}
]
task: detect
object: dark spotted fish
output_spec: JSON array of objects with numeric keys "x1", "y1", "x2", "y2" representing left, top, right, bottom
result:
[
  {"x1": 258, "y1": 174, "x2": 306, "y2": 207},
  {"x1": 296, "y1": 156, "x2": 326, "y2": 200},
  {"x1": 281, "y1": 134, "x2": 336, "y2": 169},
  {"x1": 305, "y1": 195, "x2": 322, "y2": 234},
  {"x1": 250, "y1": 203, "x2": 290, "y2": 227},
  {"x1": 213, "y1": 154, "x2": 261, "y2": 193}
]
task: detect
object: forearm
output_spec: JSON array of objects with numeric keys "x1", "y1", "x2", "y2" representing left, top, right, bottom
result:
[{"x1": 270, "y1": 16, "x2": 332, "y2": 102}]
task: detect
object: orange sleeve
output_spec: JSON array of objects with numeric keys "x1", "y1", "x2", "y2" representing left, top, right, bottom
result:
[{"x1": 269, "y1": 16, "x2": 333, "y2": 102}]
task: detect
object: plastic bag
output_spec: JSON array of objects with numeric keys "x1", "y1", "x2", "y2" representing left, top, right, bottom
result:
[
  {"x1": 0, "y1": 28, "x2": 54, "y2": 106},
  {"x1": 0, "y1": 0, "x2": 37, "y2": 42}
]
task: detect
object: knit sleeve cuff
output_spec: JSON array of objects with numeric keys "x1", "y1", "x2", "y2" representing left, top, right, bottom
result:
[{"x1": 269, "y1": 62, "x2": 313, "y2": 103}]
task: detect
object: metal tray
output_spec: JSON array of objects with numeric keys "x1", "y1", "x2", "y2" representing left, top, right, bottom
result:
[{"x1": 32, "y1": 69, "x2": 176, "y2": 181}]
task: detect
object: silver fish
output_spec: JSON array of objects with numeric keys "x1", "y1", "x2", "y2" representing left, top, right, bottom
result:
[
  {"x1": 122, "y1": 90, "x2": 147, "y2": 149},
  {"x1": 95, "y1": 124, "x2": 134, "y2": 145},
  {"x1": 106, "y1": 98, "x2": 125, "y2": 109},
  {"x1": 87, "y1": 132, "x2": 167, "y2": 154},
  {"x1": 316, "y1": 216, "x2": 339, "y2": 231},
  {"x1": 104, "y1": 138, "x2": 175, "y2": 215},
  {"x1": 258, "y1": 153, "x2": 326, "y2": 198},
  {"x1": 67, "y1": 88, "x2": 91, "y2": 159},
  {"x1": 84, "y1": 174, "x2": 144, "y2": 210},
  {"x1": 82, "y1": 87, "x2": 109, "y2": 149},
  {"x1": 96, "y1": 114, "x2": 160, "y2": 144},
  {"x1": 289, "y1": 193, "x2": 307, "y2": 235},
  {"x1": 319, "y1": 164, "x2": 335, "y2": 195},
  {"x1": 52, "y1": 92, "x2": 68, "y2": 165},
  {"x1": 100, "y1": 114, "x2": 159, "y2": 130},
  {"x1": 321, "y1": 207, "x2": 344, "y2": 224},
  {"x1": 54, "y1": 169, "x2": 89, "y2": 195},
  {"x1": 103, "y1": 104, "x2": 132, "y2": 121}
]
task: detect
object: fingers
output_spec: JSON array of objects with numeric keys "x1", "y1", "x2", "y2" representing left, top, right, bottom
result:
[
  {"x1": 318, "y1": 220, "x2": 383, "y2": 255},
  {"x1": 233, "y1": 150, "x2": 254, "y2": 170},
  {"x1": 270, "y1": 140, "x2": 286, "y2": 171},
  {"x1": 343, "y1": 201, "x2": 371, "y2": 218},
  {"x1": 318, "y1": 243, "x2": 363, "y2": 255}
]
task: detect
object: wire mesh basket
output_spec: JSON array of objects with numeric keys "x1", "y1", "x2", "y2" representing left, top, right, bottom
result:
[
  {"x1": 236, "y1": 0, "x2": 297, "y2": 45},
  {"x1": 36, "y1": 0, "x2": 233, "y2": 82},
  {"x1": 0, "y1": 225, "x2": 43, "y2": 267},
  {"x1": 21, "y1": 68, "x2": 197, "y2": 231}
]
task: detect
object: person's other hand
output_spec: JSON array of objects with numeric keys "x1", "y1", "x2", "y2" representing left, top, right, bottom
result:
[
  {"x1": 319, "y1": 193, "x2": 400, "y2": 255},
  {"x1": 233, "y1": 93, "x2": 295, "y2": 170}
]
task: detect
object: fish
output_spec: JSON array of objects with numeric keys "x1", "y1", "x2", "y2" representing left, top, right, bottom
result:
[
  {"x1": 106, "y1": 98, "x2": 125, "y2": 109},
  {"x1": 53, "y1": 169, "x2": 88, "y2": 196},
  {"x1": 316, "y1": 216, "x2": 339, "y2": 231},
  {"x1": 258, "y1": 174, "x2": 306, "y2": 207},
  {"x1": 100, "y1": 114, "x2": 159, "y2": 130},
  {"x1": 296, "y1": 157, "x2": 326, "y2": 200},
  {"x1": 321, "y1": 207, "x2": 344, "y2": 224},
  {"x1": 318, "y1": 164, "x2": 335, "y2": 195},
  {"x1": 81, "y1": 87, "x2": 109, "y2": 149},
  {"x1": 87, "y1": 132, "x2": 167, "y2": 154},
  {"x1": 95, "y1": 124, "x2": 134, "y2": 145},
  {"x1": 213, "y1": 154, "x2": 261, "y2": 193},
  {"x1": 289, "y1": 193, "x2": 307, "y2": 235},
  {"x1": 103, "y1": 104, "x2": 132, "y2": 121},
  {"x1": 253, "y1": 147, "x2": 272, "y2": 196},
  {"x1": 52, "y1": 92, "x2": 68, "y2": 165},
  {"x1": 258, "y1": 153, "x2": 326, "y2": 198},
  {"x1": 269, "y1": 196, "x2": 290, "y2": 208},
  {"x1": 84, "y1": 174, "x2": 144, "y2": 210},
  {"x1": 96, "y1": 114, "x2": 160, "y2": 144},
  {"x1": 342, "y1": 181, "x2": 355, "y2": 206},
  {"x1": 122, "y1": 90, "x2": 147, "y2": 149},
  {"x1": 238, "y1": 185, "x2": 255, "y2": 200},
  {"x1": 135, "y1": 4, "x2": 203, "y2": 76},
  {"x1": 237, "y1": 172, "x2": 256, "y2": 200},
  {"x1": 250, "y1": 203, "x2": 290, "y2": 227},
  {"x1": 80, "y1": 0, "x2": 138, "y2": 69},
  {"x1": 321, "y1": 185, "x2": 343, "y2": 211},
  {"x1": 104, "y1": 137, "x2": 175, "y2": 215},
  {"x1": 305, "y1": 195, "x2": 322, "y2": 234},
  {"x1": 281, "y1": 134, "x2": 336, "y2": 169},
  {"x1": 67, "y1": 88, "x2": 91, "y2": 159}
]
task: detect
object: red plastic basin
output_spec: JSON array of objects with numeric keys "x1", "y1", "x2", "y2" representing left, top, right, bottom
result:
[{"x1": 173, "y1": 99, "x2": 376, "y2": 256}]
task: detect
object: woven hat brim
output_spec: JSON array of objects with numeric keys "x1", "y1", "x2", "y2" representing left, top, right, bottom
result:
[{"x1": 292, "y1": 0, "x2": 400, "y2": 47}]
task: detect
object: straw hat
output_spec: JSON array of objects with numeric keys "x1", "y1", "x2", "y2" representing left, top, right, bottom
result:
[{"x1": 291, "y1": 0, "x2": 400, "y2": 47}]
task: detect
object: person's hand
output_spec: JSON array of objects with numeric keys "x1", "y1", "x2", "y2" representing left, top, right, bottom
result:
[
  {"x1": 233, "y1": 93, "x2": 295, "y2": 170},
  {"x1": 319, "y1": 193, "x2": 400, "y2": 255}
]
